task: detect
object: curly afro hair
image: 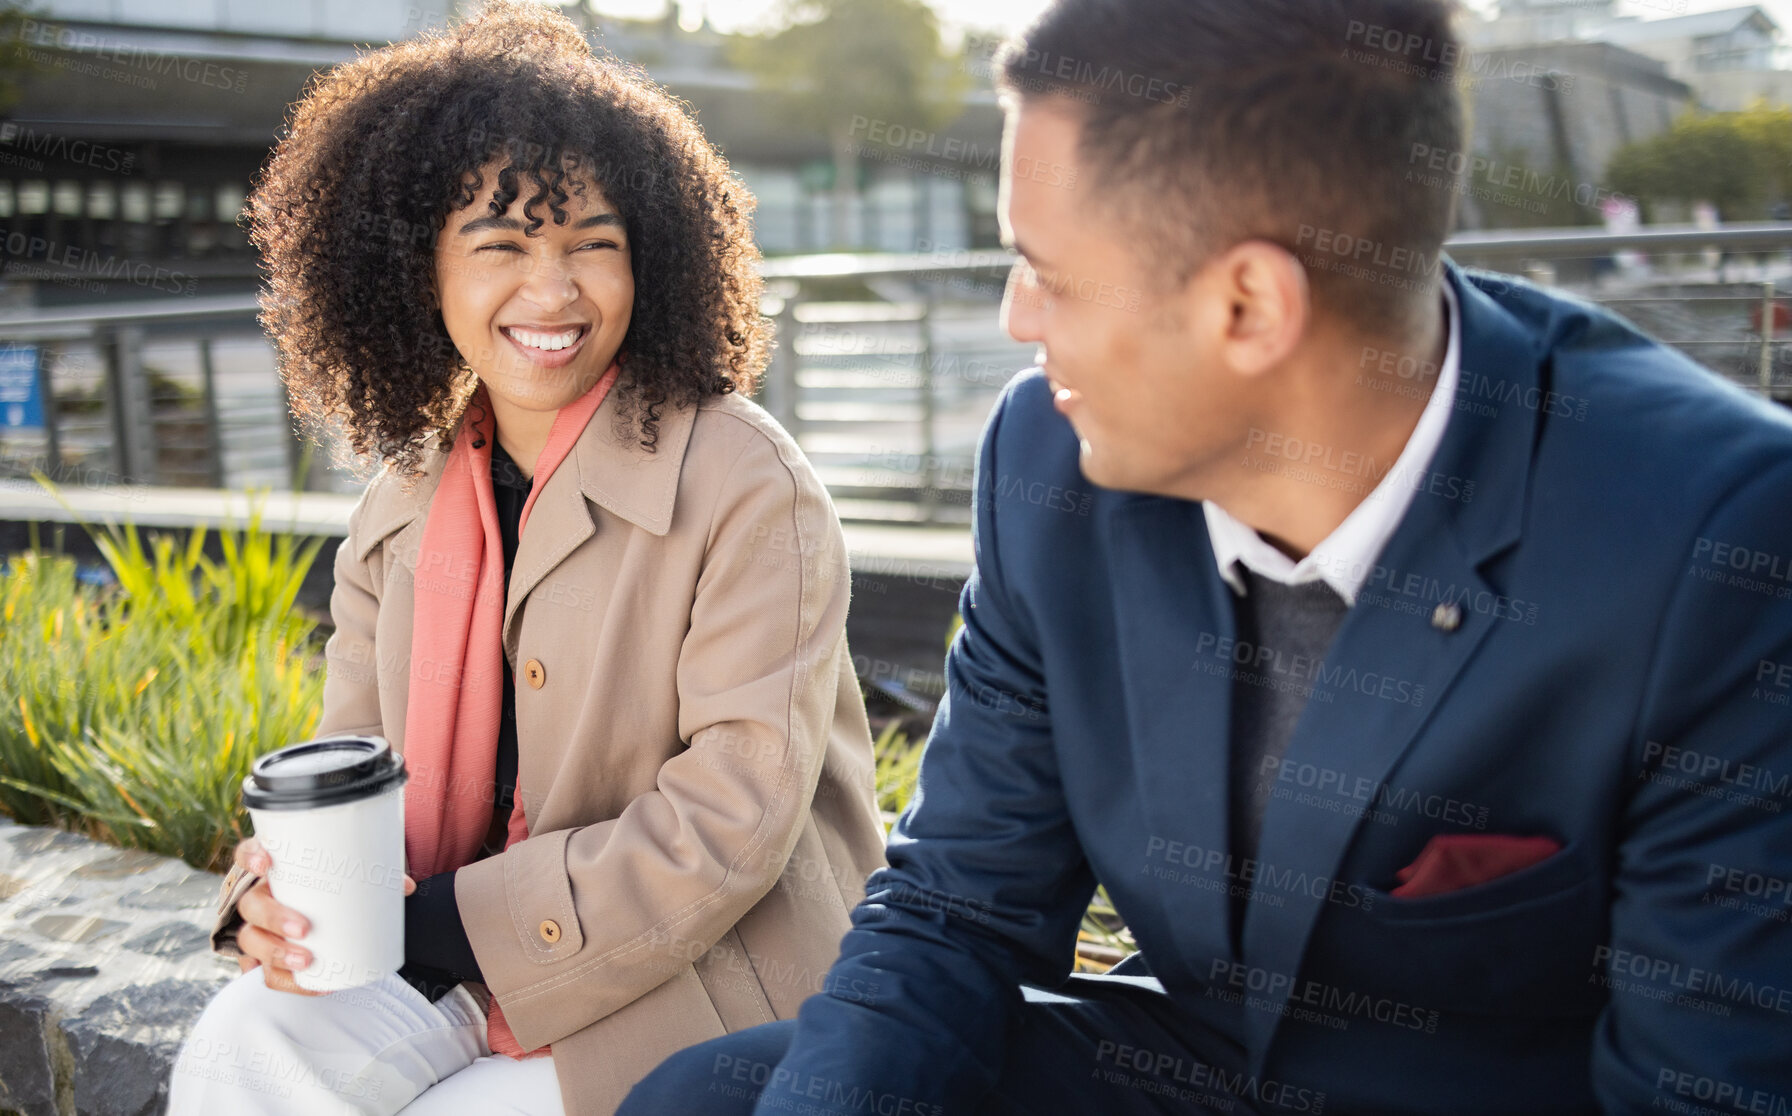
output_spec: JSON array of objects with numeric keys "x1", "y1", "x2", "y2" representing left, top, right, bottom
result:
[{"x1": 248, "y1": 0, "x2": 768, "y2": 481}]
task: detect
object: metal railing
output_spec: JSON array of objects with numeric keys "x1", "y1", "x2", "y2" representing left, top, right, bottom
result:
[
  {"x1": 0, "y1": 297, "x2": 310, "y2": 494},
  {"x1": 3, "y1": 225, "x2": 1790, "y2": 525}
]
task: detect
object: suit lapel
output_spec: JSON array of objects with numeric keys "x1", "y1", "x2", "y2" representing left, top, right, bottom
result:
[
  {"x1": 1108, "y1": 495, "x2": 1241, "y2": 971},
  {"x1": 1238, "y1": 530, "x2": 1502, "y2": 1065},
  {"x1": 1238, "y1": 262, "x2": 1546, "y2": 1070}
]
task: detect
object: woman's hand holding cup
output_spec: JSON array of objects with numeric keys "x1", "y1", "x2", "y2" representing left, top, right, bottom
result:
[{"x1": 231, "y1": 835, "x2": 416, "y2": 996}]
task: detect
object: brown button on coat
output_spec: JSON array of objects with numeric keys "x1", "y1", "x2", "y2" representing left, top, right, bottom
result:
[{"x1": 209, "y1": 389, "x2": 887, "y2": 1113}]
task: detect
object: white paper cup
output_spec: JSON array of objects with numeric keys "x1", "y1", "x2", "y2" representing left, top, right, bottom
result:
[{"x1": 242, "y1": 736, "x2": 408, "y2": 992}]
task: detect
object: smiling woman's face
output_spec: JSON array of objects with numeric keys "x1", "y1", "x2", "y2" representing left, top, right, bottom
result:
[{"x1": 433, "y1": 162, "x2": 635, "y2": 416}]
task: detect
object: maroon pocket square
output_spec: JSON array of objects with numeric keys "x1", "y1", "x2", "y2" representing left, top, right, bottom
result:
[{"x1": 1389, "y1": 834, "x2": 1564, "y2": 898}]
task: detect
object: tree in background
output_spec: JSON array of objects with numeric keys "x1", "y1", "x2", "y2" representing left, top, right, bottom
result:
[
  {"x1": 1735, "y1": 102, "x2": 1792, "y2": 206},
  {"x1": 1608, "y1": 103, "x2": 1792, "y2": 222},
  {"x1": 731, "y1": 0, "x2": 966, "y2": 250}
]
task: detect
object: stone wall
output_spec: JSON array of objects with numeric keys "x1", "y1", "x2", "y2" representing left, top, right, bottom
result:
[
  {"x1": 1460, "y1": 41, "x2": 1693, "y2": 228},
  {"x1": 0, "y1": 818, "x2": 234, "y2": 1116}
]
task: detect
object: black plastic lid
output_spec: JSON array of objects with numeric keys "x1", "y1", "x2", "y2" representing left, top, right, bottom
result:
[{"x1": 241, "y1": 736, "x2": 407, "y2": 811}]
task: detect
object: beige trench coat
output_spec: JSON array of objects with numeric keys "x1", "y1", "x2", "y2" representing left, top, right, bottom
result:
[{"x1": 209, "y1": 387, "x2": 887, "y2": 1114}]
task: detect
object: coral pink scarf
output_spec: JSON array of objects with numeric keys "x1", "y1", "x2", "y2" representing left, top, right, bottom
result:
[{"x1": 403, "y1": 362, "x2": 620, "y2": 1058}]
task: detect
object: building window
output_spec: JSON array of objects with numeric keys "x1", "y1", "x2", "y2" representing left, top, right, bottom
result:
[
  {"x1": 121, "y1": 183, "x2": 152, "y2": 223},
  {"x1": 154, "y1": 182, "x2": 184, "y2": 220},
  {"x1": 86, "y1": 181, "x2": 117, "y2": 220},
  {"x1": 16, "y1": 181, "x2": 47, "y2": 214},
  {"x1": 53, "y1": 180, "x2": 82, "y2": 216},
  {"x1": 215, "y1": 182, "x2": 245, "y2": 222}
]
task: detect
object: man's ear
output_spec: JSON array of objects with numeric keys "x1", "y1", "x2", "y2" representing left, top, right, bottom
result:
[{"x1": 1209, "y1": 241, "x2": 1310, "y2": 378}]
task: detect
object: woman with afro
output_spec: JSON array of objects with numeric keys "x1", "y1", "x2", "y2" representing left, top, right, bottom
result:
[{"x1": 167, "y1": 4, "x2": 885, "y2": 1113}]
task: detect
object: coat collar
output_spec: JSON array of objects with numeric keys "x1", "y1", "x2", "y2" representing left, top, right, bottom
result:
[
  {"x1": 566, "y1": 384, "x2": 699, "y2": 538},
  {"x1": 1430, "y1": 257, "x2": 1546, "y2": 567},
  {"x1": 351, "y1": 382, "x2": 699, "y2": 563}
]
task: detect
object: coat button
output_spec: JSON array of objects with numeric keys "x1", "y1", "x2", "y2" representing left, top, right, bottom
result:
[
  {"x1": 523, "y1": 659, "x2": 546, "y2": 689},
  {"x1": 537, "y1": 919, "x2": 561, "y2": 943}
]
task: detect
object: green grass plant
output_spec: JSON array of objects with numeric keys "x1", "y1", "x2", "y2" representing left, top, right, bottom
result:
[
  {"x1": 0, "y1": 483, "x2": 325, "y2": 872},
  {"x1": 871, "y1": 703, "x2": 1138, "y2": 971}
]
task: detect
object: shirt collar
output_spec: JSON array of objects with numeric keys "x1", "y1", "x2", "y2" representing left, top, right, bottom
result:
[{"x1": 1205, "y1": 280, "x2": 1462, "y2": 606}]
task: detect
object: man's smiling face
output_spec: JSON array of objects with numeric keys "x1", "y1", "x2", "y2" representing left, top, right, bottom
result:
[{"x1": 998, "y1": 98, "x2": 1258, "y2": 499}]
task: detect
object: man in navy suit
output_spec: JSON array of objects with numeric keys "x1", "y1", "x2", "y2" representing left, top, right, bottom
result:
[{"x1": 623, "y1": 0, "x2": 1792, "y2": 1111}]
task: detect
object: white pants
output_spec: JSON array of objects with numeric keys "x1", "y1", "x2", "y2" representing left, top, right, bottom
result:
[{"x1": 166, "y1": 966, "x2": 565, "y2": 1115}]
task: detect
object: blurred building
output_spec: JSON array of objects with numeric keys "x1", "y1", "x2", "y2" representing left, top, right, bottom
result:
[
  {"x1": 1454, "y1": 39, "x2": 1692, "y2": 227},
  {"x1": 1601, "y1": 6, "x2": 1792, "y2": 110},
  {"x1": 1448, "y1": 0, "x2": 1695, "y2": 228},
  {"x1": 1470, "y1": 0, "x2": 1628, "y2": 47},
  {"x1": 0, "y1": 0, "x2": 1004, "y2": 311},
  {"x1": 1469, "y1": 1, "x2": 1792, "y2": 111},
  {"x1": 0, "y1": 0, "x2": 1008, "y2": 496}
]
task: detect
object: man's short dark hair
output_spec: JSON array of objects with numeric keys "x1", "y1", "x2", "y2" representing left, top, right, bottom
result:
[{"x1": 998, "y1": 0, "x2": 1465, "y2": 336}]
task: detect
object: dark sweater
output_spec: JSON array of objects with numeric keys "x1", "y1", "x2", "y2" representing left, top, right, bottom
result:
[
  {"x1": 1224, "y1": 566, "x2": 1349, "y2": 948},
  {"x1": 396, "y1": 439, "x2": 530, "y2": 1004}
]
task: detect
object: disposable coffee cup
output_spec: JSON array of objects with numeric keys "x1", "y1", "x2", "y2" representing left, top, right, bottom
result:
[{"x1": 242, "y1": 735, "x2": 407, "y2": 992}]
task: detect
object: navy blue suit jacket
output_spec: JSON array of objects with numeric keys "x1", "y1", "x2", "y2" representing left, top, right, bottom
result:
[{"x1": 766, "y1": 264, "x2": 1792, "y2": 1114}]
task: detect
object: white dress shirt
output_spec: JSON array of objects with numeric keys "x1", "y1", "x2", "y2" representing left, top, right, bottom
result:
[{"x1": 1204, "y1": 281, "x2": 1462, "y2": 606}]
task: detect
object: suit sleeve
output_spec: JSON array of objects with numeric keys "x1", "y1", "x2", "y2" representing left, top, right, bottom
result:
[
  {"x1": 751, "y1": 379, "x2": 1098, "y2": 1115},
  {"x1": 209, "y1": 492, "x2": 388, "y2": 959},
  {"x1": 453, "y1": 421, "x2": 855, "y2": 1051},
  {"x1": 1594, "y1": 458, "x2": 1792, "y2": 1110}
]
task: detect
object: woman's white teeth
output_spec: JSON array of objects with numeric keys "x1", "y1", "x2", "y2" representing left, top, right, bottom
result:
[{"x1": 507, "y1": 328, "x2": 581, "y2": 351}]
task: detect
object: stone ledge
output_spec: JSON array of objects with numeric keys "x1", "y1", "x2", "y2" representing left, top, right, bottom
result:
[{"x1": 0, "y1": 817, "x2": 236, "y2": 1116}]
